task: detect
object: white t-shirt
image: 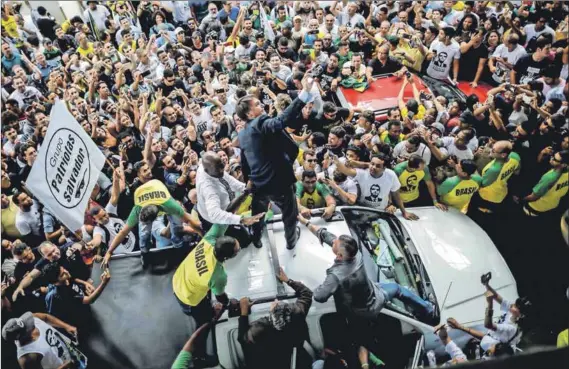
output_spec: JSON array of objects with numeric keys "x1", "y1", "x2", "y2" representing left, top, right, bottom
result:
[
  {"x1": 15, "y1": 201, "x2": 42, "y2": 236},
  {"x1": 192, "y1": 106, "x2": 213, "y2": 138},
  {"x1": 93, "y1": 203, "x2": 137, "y2": 254},
  {"x1": 523, "y1": 24, "x2": 555, "y2": 47},
  {"x1": 439, "y1": 137, "x2": 474, "y2": 161},
  {"x1": 84, "y1": 5, "x2": 111, "y2": 31},
  {"x1": 480, "y1": 299, "x2": 520, "y2": 351},
  {"x1": 353, "y1": 168, "x2": 400, "y2": 209},
  {"x1": 337, "y1": 11, "x2": 365, "y2": 27},
  {"x1": 427, "y1": 39, "x2": 461, "y2": 80},
  {"x1": 393, "y1": 141, "x2": 432, "y2": 165},
  {"x1": 491, "y1": 44, "x2": 527, "y2": 83},
  {"x1": 9, "y1": 87, "x2": 43, "y2": 107}
]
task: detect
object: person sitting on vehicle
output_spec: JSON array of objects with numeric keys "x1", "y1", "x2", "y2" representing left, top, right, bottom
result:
[
  {"x1": 394, "y1": 154, "x2": 446, "y2": 210},
  {"x1": 41, "y1": 264, "x2": 111, "y2": 328},
  {"x1": 299, "y1": 214, "x2": 435, "y2": 322},
  {"x1": 296, "y1": 170, "x2": 336, "y2": 220},
  {"x1": 238, "y1": 268, "x2": 313, "y2": 369},
  {"x1": 438, "y1": 159, "x2": 482, "y2": 213}
]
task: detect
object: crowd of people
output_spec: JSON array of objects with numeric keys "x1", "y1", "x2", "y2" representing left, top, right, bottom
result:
[{"x1": 1, "y1": 1, "x2": 568, "y2": 368}]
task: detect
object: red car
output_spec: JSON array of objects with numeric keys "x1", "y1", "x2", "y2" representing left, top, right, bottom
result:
[{"x1": 334, "y1": 73, "x2": 492, "y2": 121}]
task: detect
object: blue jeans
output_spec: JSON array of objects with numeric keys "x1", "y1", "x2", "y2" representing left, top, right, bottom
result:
[
  {"x1": 139, "y1": 215, "x2": 184, "y2": 252},
  {"x1": 379, "y1": 283, "x2": 433, "y2": 317}
]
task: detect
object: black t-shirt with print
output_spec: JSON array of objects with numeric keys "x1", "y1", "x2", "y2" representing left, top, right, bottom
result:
[
  {"x1": 513, "y1": 54, "x2": 550, "y2": 84},
  {"x1": 34, "y1": 244, "x2": 90, "y2": 282},
  {"x1": 316, "y1": 64, "x2": 340, "y2": 92},
  {"x1": 314, "y1": 107, "x2": 351, "y2": 134},
  {"x1": 45, "y1": 282, "x2": 87, "y2": 326}
]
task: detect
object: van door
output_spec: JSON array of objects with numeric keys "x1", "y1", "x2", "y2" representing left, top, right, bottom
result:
[{"x1": 410, "y1": 335, "x2": 425, "y2": 368}]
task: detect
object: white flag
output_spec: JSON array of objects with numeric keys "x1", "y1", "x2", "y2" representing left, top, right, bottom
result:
[
  {"x1": 260, "y1": 5, "x2": 275, "y2": 42},
  {"x1": 26, "y1": 100, "x2": 105, "y2": 232}
]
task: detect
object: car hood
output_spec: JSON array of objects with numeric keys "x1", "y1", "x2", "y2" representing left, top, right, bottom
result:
[{"x1": 398, "y1": 207, "x2": 519, "y2": 324}]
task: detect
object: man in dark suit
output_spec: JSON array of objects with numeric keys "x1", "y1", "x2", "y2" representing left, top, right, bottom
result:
[{"x1": 236, "y1": 75, "x2": 315, "y2": 249}]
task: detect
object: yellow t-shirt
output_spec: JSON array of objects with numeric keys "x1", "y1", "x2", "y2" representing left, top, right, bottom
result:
[
  {"x1": 439, "y1": 175, "x2": 482, "y2": 213},
  {"x1": 394, "y1": 161, "x2": 430, "y2": 203},
  {"x1": 1, "y1": 16, "x2": 19, "y2": 38},
  {"x1": 558, "y1": 329, "x2": 568, "y2": 348},
  {"x1": 529, "y1": 169, "x2": 569, "y2": 213},
  {"x1": 479, "y1": 153, "x2": 521, "y2": 204},
  {"x1": 401, "y1": 104, "x2": 426, "y2": 121},
  {"x1": 77, "y1": 43, "x2": 95, "y2": 58},
  {"x1": 1, "y1": 196, "x2": 22, "y2": 239}
]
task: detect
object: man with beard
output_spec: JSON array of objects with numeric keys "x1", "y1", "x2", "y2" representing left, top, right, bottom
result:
[
  {"x1": 13, "y1": 241, "x2": 91, "y2": 303},
  {"x1": 89, "y1": 170, "x2": 138, "y2": 255},
  {"x1": 315, "y1": 102, "x2": 355, "y2": 134},
  {"x1": 220, "y1": 137, "x2": 240, "y2": 162},
  {"x1": 13, "y1": 190, "x2": 43, "y2": 246},
  {"x1": 315, "y1": 53, "x2": 341, "y2": 94},
  {"x1": 117, "y1": 131, "x2": 144, "y2": 164},
  {"x1": 267, "y1": 53, "x2": 292, "y2": 93}
]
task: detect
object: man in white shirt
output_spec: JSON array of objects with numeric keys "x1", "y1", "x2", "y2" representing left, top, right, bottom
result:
[
  {"x1": 426, "y1": 27, "x2": 460, "y2": 82},
  {"x1": 393, "y1": 136, "x2": 432, "y2": 165},
  {"x1": 331, "y1": 154, "x2": 418, "y2": 219},
  {"x1": 196, "y1": 152, "x2": 262, "y2": 231},
  {"x1": 83, "y1": 1, "x2": 111, "y2": 34},
  {"x1": 489, "y1": 33, "x2": 526, "y2": 85},
  {"x1": 523, "y1": 16, "x2": 555, "y2": 49},
  {"x1": 13, "y1": 191, "x2": 43, "y2": 244},
  {"x1": 9, "y1": 76, "x2": 43, "y2": 108},
  {"x1": 332, "y1": 2, "x2": 366, "y2": 27}
]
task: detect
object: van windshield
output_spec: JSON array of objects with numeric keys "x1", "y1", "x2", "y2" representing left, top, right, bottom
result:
[{"x1": 341, "y1": 208, "x2": 437, "y2": 318}]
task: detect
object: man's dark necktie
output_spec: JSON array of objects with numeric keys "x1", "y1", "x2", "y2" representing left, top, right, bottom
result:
[{"x1": 219, "y1": 177, "x2": 235, "y2": 201}]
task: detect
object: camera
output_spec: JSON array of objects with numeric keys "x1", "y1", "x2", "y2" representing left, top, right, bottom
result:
[
  {"x1": 402, "y1": 33, "x2": 412, "y2": 40},
  {"x1": 481, "y1": 272, "x2": 492, "y2": 285},
  {"x1": 405, "y1": 71, "x2": 412, "y2": 79}
]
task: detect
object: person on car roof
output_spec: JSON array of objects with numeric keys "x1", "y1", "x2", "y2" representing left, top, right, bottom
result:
[{"x1": 299, "y1": 214, "x2": 436, "y2": 352}]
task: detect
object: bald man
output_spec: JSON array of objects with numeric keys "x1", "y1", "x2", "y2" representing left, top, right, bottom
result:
[
  {"x1": 469, "y1": 140, "x2": 521, "y2": 217},
  {"x1": 196, "y1": 153, "x2": 262, "y2": 247}
]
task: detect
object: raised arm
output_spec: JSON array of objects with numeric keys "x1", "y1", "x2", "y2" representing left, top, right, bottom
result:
[
  {"x1": 260, "y1": 76, "x2": 313, "y2": 133},
  {"x1": 332, "y1": 156, "x2": 357, "y2": 177}
]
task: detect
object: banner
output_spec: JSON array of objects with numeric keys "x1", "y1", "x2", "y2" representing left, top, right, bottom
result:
[
  {"x1": 26, "y1": 100, "x2": 105, "y2": 232},
  {"x1": 260, "y1": 5, "x2": 275, "y2": 42}
]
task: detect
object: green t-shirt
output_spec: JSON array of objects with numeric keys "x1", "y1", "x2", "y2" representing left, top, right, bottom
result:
[
  {"x1": 171, "y1": 351, "x2": 192, "y2": 369},
  {"x1": 296, "y1": 181, "x2": 331, "y2": 209},
  {"x1": 126, "y1": 180, "x2": 185, "y2": 227}
]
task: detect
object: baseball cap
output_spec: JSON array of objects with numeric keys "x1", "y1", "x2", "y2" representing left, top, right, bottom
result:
[
  {"x1": 431, "y1": 123, "x2": 445, "y2": 135},
  {"x1": 281, "y1": 20, "x2": 293, "y2": 29},
  {"x1": 2, "y1": 312, "x2": 35, "y2": 341},
  {"x1": 174, "y1": 27, "x2": 185, "y2": 34}
]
